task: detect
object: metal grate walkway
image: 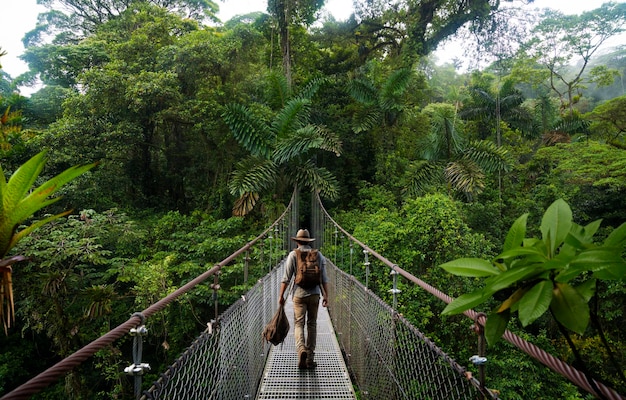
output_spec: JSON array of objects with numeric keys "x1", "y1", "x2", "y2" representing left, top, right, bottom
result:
[{"x1": 256, "y1": 297, "x2": 356, "y2": 400}]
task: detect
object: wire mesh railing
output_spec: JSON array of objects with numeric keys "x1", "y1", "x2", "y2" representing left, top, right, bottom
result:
[
  {"x1": 325, "y1": 259, "x2": 494, "y2": 399},
  {"x1": 313, "y1": 192, "x2": 626, "y2": 400},
  {"x1": 1, "y1": 191, "x2": 298, "y2": 400},
  {"x1": 141, "y1": 260, "x2": 286, "y2": 400}
]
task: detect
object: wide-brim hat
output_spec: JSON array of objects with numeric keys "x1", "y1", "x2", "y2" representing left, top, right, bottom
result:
[{"x1": 291, "y1": 229, "x2": 315, "y2": 242}]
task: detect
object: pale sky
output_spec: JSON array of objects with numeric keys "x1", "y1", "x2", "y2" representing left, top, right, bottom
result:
[{"x1": 0, "y1": 0, "x2": 623, "y2": 85}]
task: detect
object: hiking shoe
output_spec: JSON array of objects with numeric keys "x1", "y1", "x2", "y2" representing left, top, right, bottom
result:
[{"x1": 298, "y1": 351, "x2": 307, "y2": 369}]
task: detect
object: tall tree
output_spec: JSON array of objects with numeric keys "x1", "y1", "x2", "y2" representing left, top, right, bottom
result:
[
  {"x1": 24, "y1": 0, "x2": 218, "y2": 46},
  {"x1": 352, "y1": 0, "x2": 507, "y2": 62},
  {"x1": 267, "y1": 0, "x2": 325, "y2": 86},
  {"x1": 38, "y1": 4, "x2": 266, "y2": 212},
  {"x1": 515, "y1": 2, "x2": 626, "y2": 116}
]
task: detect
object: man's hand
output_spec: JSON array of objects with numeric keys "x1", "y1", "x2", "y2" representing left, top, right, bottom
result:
[
  {"x1": 279, "y1": 295, "x2": 286, "y2": 306},
  {"x1": 322, "y1": 297, "x2": 328, "y2": 307}
]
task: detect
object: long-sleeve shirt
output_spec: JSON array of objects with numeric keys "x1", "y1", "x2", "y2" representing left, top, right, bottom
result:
[{"x1": 281, "y1": 245, "x2": 329, "y2": 298}]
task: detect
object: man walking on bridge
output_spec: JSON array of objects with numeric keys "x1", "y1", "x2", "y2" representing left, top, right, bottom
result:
[{"x1": 279, "y1": 229, "x2": 329, "y2": 369}]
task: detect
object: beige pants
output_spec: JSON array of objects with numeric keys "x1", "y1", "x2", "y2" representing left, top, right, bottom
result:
[{"x1": 293, "y1": 294, "x2": 320, "y2": 360}]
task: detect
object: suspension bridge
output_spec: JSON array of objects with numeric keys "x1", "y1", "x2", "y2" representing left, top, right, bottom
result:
[{"x1": 1, "y1": 191, "x2": 624, "y2": 400}]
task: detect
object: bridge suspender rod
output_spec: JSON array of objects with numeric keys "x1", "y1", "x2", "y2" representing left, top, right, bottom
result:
[
  {"x1": 314, "y1": 192, "x2": 625, "y2": 400},
  {"x1": 2, "y1": 192, "x2": 297, "y2": 400}
]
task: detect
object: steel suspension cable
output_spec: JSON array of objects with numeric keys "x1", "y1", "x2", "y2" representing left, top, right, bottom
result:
[
  {"x1": 1, "y1": 193, "x2": 296, "y2": 400},
  {"x1": 314, "y1": 192, "x2": 625, "y2": 400}
]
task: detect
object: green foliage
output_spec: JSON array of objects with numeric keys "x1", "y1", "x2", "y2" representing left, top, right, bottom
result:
[
  {"x1": 403, "y1": 103, "x2": 513, "y2": 199},
  {"x1": 7, "y1": 1, "x2": 626, "y2": 398},
  {"x1": 0, "y1": 151, "x2": 97, "y2": 256},
  {"x1": 7, "y1": 210, "x2": 140, "y2": 397},
  {"x1": 516, "y1": 3, "x2": 626, "y2": 116},
  {"x1": 223, "y1": 73, "x2": 342, "y2": 215},
  {"x1": 342, "y1": 193, "x2": 493, "y2": 283},
  {"x1": 0, "y1": 151, "x2": 96, "y2": 334},
  {"x1": 585, "y1": 95, "x2": 626, "y2": 144},
  {"x1": 441, "y1": 199, "x2": 626, "y2": 342},
  {"x1": 521, "y1": 141, "x2": 626, "y2": 225}
]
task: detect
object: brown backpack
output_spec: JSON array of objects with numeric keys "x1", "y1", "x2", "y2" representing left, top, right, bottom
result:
[{"x1": 294, "y1": 249, "x2": 321, "y2": 289}]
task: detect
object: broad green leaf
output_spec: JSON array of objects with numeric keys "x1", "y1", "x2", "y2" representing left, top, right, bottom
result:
[
  {"x1": 2, "y1": 151, "x2": 46, "y2": 212},
  {"x1": 564, "y1": 230, "x2": 591, "y2": 251},
  {"x1": 575, "y1": 279, "x2": 596, "y2": 303},
  {"x1": 484, "y1": 265, "x2": 542, "y2": 292},
  {"x1": 583, "y1": 219, "x2": 602, "y2": 240},
  {"x1": 541, "y1": 256, "x2": 571, "y2": 271},
  {"x1": 485, "y1": 310, "x2": 510, "y2": 345},
  {"x1": 551, "y1": 282, "x2": 589, "y2": 335},
  {"x1": 559, "y1": 248, "x2": 626, "y2": 282},
  {"x1": 439, "y1": 258, "x2": 499, "y2": 277},
  {"x1": 442, "y1": 290, "x2": 493, "y2": 315},
  {"x1": 523, "y1": 238, "x2": 541, "y2": 247},
  {"x1": 593, "y1": 263, "x2": 626, "y2": 280},
  {"x1": 495, "y1": 247, "x2": 547, "y2": 263},
  {"x1": 0, "y1": 154, "x2": 97, "y2": 256},
  {"x1": 541, "y1": 199, "x2": 572, "y2": 257},
  {"x1": 503, "y1": 213, "x2": 528, "y2": 251},
  {"x1": 518, "y1": 280, "x2": 553, "y2": 326},
  {"x1": 498, "y1": 287, "x2": 528, "y2": 312},
  {"x1": 604, "y1": 222, "x2": 626, "y2": 248}
]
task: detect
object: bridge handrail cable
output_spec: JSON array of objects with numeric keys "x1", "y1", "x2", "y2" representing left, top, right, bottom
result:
[
  {"x1": 1, "y1": 194, "x2": 296, "y2": 400},
  {"x1": 315, "y1": 192, "x2": 625, "y2": 400}
]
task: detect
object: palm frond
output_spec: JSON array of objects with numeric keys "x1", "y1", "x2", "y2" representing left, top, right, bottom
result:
[
  {"x1": 353, "y1": 107, "x2": 382, "y2": 133},
  {"x1": 297, "y1": 76, "x2": 327, "y2": 101},
  {"x1": 232, "y1": 192, "x2": 260, "y2": 217},
  {"x1": 273, "y1": 125, "x2": 342, "y2": 164},
  {"x1": 465, "y1": 140, "x2": 513, "y2": 173},
  {"x1": 381, "y1": 68, "x2": 412, "y2": 103},
  {"x1": 348, "y1": 78, "x2": 378, "y2": 105},
  {"x1": 292, "y1": 159, "x2": 340, "y2": 200},
  {"x1": 500, "y1": 92, "x2": 525, "y2": 110},
  {"x1": 445, "y1": 158, "x2": 485, "y2": 195},
  {"x1": 426, "y1": 104, "x2": 466, "y2": 159},
  {"x1": 272, "y1": 98, "x2": 311, "y2": 137},
  {"x1": 273, "y1": 126, "x2": 323, "y2": 164},
  {"x1": 222, "y1": 103, "x2": 272, "y2": 158},
  {"x1": 228, "y1": 156, "x2": 277, "y2": 197},
  {"x1": 266, "y1": 71, "x2": 291, "y2": 109},
  {"x1": 553, "y1": 115, "x2": 590, "y2": 135},
  {"x1": 316, "y1": 126, "x2": 343, "y2": 157},
  {"x1": 470, "y1": 87, "x2": 496, "y2": 107},
  {"x1": 403, "y1": 160, "x2": 442, "y2": 198},
  {"x1": 459, "y1": 87, "x2": 493, "y2": 120}
]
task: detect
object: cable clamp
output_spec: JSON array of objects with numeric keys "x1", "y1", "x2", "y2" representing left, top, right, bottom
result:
[
  {"x1": 124, "y1": 363, "x2": 151, "y2": 376},
  {"x1": 469, "y1": 355, "x2": 487, "y2": 365},
  {"x1": 130, "y1": 326, "x2": 148, "y2": 336}
]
